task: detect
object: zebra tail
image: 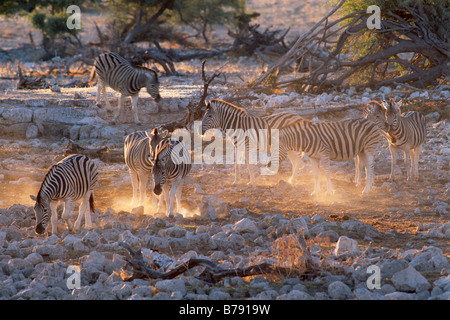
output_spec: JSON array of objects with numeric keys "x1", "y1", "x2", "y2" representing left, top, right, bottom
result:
[
  {"x1": 89, "y1": 192, "x2": 95, "y2": 213},
  {"x1": 88, "y1": 66, "x2": 96, "y2": 86}
]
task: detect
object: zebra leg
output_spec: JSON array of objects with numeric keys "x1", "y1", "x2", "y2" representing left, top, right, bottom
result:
[
  {"x1": 404, "y1": 149, "x2": 412, "y2": 181},
  {"x1": 111, "y1": 94, "x2": 125, "y2": 125},
  {"x1": 50, "y1": 201, "x2": 59, "y2": 235},
  {"x1": 130, "y1": 95, "x2": 142, "y2": 126},
  {"x1": 233, "y1": 147, "x2": 240, "y2": 185},
  {"x1": 354, "y1": 155, "x2": 361, "y2": 187},
  {"x1": 62, "y1": 198, "x2": 74, "y2": 231},
  {"x1": 360, "y1": 152, "x2": 374, "y2": 195},
  {"x1": 100, "y1": 80, "x2": 111, "y2": 109},
  {"x1": 321, "y1": 157, "x2": 334, "y2": 195},
  {"x1": 310, "y1": 158, "x2": 321, "y2": 196},
  {"x1": 137, "y1": 170, "x2": 148, "y2": 207},
  {"x1": 412, "y1": 145, "x2": 422, "y2": 180},
  {"x1": 175, "y1": 178, "x2": 184, "y2": 213},
  {"x1": 74, "y1": 193, "x2": 92, "y2": 232},
  {"x1": 163, "y1": 183, "x2": 174, "y2": 218},
  {"x1": 149, "y1": 175, "x2": 159, "y2": 208},
  {"x1": 389, "y1": 145, "x2": 397, "y2": 181},
  {"x1": 83, "y1": 192, "x2": 94, "y2": 229},
  {"x1": 246, "y1": 151, "x2": 256, "y2": 185},
  {"x1": 129, "y1": 170, "x2": 139, "y2": 207},
  {"x1": 156, "y1": 188, "x2": 165, "y2": 212},
  {"x1": 96, "y1": 81, "x2": 102, "y2": 106},
  {"x1": 287, "y1": 150, "x2": 299, "y2": 184}
]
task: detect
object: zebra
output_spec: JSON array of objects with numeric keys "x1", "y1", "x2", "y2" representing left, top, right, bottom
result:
[
  {"x1": 149, "y1": 138, "x2": 192, "y2": 218},
  {"x1": 359, "y1": 100, "x2": 391, "y2": 186},
  {"x1": 30, "y1": 154, "x2": 99, "y2": 235},
  {"x1": 89, "y1": 52, "x2": 161, "y2": 126},
  {"x1": 124, "y1": 127, "x2": 168, "y2": 209},
  {"x1": 380, "y1": 98, "x2": 426, "y2": 181},
  {"x1": 201, "y1": 99, "x2": 304, "y2": 184},
  {"x1": 268, "y1": 118, "x2": 382, "y2": 195}
]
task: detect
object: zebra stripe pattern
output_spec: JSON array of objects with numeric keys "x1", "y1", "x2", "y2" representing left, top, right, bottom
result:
[
  {"x1": 271, "y1": 118, "x2": 382, "y2": 195},
  {"x1": 91, "y1": 52, "x2": 161, "y2": 125},
  {"x1": 32, "y1": 154, "x2": 99, "y2": 234},
  {"x1": 381, "y1": 99, "x2": 427, "y2": 181},
  {"x1": 201, "y1": 99, "x2": 304, "y2": 184},
  {"x1": 124, "y1": 128, "x2": 167, "y2": 208},
  {"x1": 151, "y1": 138, "x2": 192, "y2": 217}
]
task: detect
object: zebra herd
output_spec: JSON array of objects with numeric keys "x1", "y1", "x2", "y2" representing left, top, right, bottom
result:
[{"x1": 30, "y1": 52, "x2": 427, "y2": 236}]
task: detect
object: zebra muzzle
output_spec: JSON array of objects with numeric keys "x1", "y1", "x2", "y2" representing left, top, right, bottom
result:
[
  {"x1": 154, "y1": 185, "x2": 162, "y2": 195},
  {"x1": 35, "y1": 222, "x2": 46, "y2": 234}
]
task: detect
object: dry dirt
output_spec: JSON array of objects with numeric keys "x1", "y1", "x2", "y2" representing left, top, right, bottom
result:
[{"x1": 0, "y1": 0, "x2": 448, "y2": 263}]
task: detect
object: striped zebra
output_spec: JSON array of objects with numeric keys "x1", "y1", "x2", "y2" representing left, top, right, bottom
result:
[
  {"x1": 380, "y1": 99, "x2": 426, "y2": 181},
  {"x1": 124, "y1": 128, "x2": 168, "y2": 209},
  {"x1": 201, "y1": 99, "x2": 304, "y2": 184},
  {"x1": 149, "y1": 138, "x2": 192, "y2": 218},
  {"x1": 89, "y1": 52, "x2": 161, "y2": 125},
  {"x1": 359, "y1": 100, "x2": 391, "y2": 186},
  {"x1": 30, "y1": 154, "x2": 99, "y2": 235},
  {"x1": 269, "y1": 118, "x2": 382, "y2": 195}
]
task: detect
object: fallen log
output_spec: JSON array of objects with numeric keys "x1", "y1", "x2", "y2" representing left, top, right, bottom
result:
[
  {"x1": 119, "y1": 241, "x2": 316, "y2": 283},
  {"x1": 16, "y1": 65, "x2": 47, "y2": 90},
  {"x1": 64, "y1": 140, "x2": 123, "y2": 163}
]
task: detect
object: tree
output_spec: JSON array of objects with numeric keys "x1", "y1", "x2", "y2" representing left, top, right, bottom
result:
[
  {"x1": 106, "y1": 0, "x2": 250, "y2": 48},
  {"x1": 174, "y1": 0, "x2": 246, "y2": 47},
  {"x1": 253, "y1": 0, "x2": 449, "y2": 92},
  {"x1": 0, "y1": 0, "x2": 88, "y2": 57}
]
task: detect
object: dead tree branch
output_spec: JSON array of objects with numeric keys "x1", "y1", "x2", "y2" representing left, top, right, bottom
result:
[
  {"x1": 64, "y1": 140, "x2": 123, "y2": 163},
  {"x1": 252, "y1": 0, "x2": 449, "y2": 92},
  {"x1": 160, "y1": 60, "x2": 221, "y2": 132},
  {"x1": 119, "y1": 241, "x2": 316, "y2": 283}
]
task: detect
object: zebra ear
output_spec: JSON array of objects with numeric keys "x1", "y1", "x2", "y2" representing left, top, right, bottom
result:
[
  {"x1": 380, "y1": 100, "x2": 389, "y2": 111},
  {"x1": 148, "y1": 156, "x2": 155, "y2": 166},
  {"x1": 393, "y1": 99, "x2": 402, "y2": 109},
  {"x1": 30, "y1": 195, "x2": 37, "y2": 201},
  {"x1": 150, "y1": 127, "x2": 158, "y2": 137},
  {"x1": 158, "y1": 127, "x2": 169, "y2": 139}
]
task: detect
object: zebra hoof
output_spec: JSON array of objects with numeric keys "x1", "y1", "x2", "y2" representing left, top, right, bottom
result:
[
  {"x1": 110, "y1": 120, "x2": 116, "y2": 126},
  {"x1": 65, "y1": 220, "x2": 74, "y2": 231}
]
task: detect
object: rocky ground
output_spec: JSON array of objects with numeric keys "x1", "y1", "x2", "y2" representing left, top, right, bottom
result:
[
  {"x1": 0, "y1": 80, "x2": 448, "y2": 300},
  {"x1": 0, "y1": 0, "x2": 449, "y2": 301}
]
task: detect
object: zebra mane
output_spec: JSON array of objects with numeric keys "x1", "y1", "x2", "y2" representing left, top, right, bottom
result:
[
  {"x1": 35, "y1": 161, "x2": 60, "y2": 203},
  {"x1": 135, "y1": 66, "x2": 158, "y2": 77},
  {"x1": 210, "y1": 99, "x2": 247, "y2": 115},
  {"x1": 363, "y1": 100, "x2": 385, "y2": 117},
  {"x1": 155, "y1": 141, "x2": 171, "y2": 162}
]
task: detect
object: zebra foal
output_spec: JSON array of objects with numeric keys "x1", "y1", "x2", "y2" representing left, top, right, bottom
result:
[
  {"x1": 150, "y1": 138, "x2": 192, "y2": 218},
  {"x1": 30, "y1": 154, "x2": 99, "y2": 235},
  {"x1": 270, "y1": 118, "x2": 382, "y2": 195},
  {"x1": 365, "y1": 99, "x2": 426, "y2": 181},
  {"x1": 89, "y1": 52, "x2": 161, "y2": 125},
  {"x1": 124, "y1": 128, "x2": 167, "y2": 209}
]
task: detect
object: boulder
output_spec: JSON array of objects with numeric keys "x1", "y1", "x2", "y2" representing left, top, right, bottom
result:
[
  {"x1": 391, "y1": 266, "x2": 431, "y2": 293},
  {"x1": 333, "y1": 236, "x2": 360, "y2": 256}
]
